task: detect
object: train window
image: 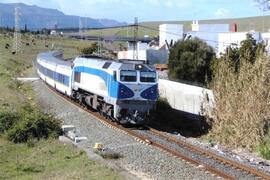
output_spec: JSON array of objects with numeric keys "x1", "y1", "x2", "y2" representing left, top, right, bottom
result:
[
  {"x1": 140, "y1": 71, "x2": 156, "y2": 82},
  {"x1": 74, "y1": 71, "x2": 81, "y2": 83},
  {"x1": 120, "y1": 70, "x2": 136, "y2": 82},
  {"x1": 102, "y1": 62, "x2": 112, "y2": 69}
]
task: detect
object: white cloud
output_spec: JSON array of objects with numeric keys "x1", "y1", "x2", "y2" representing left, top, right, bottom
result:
[
  {"x1": 164, "y1": 0, "x2": 173, "y2": 8},
  {"x1": 143, "y1": 0, "x2": 160, "y2": 6},
  {"x1": 214, "y1": 8, "x2": 230, "y2": 18}
]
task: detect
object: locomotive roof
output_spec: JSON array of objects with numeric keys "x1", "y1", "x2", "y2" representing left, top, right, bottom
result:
[
  {"x1": 74, "y1": 56, "x2": 155, "y2": 72},
  {"x1": 79, "y1": 55, "x2": 147, "y2": 64}
]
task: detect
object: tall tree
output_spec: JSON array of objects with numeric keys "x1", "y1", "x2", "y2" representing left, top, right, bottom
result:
[
  {"x1": 168, "y1": 38, "x2": 215, "y2": 86},
  {"x1": 255, "y1": 0, "x2": 270, "y2": 11}
]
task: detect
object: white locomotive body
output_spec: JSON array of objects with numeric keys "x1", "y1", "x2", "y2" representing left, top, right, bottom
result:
[{"x1": 37, "y1": 51, "x2": 158, "y2": 125}]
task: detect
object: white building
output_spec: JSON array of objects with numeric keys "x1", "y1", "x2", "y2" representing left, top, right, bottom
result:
[
  {"x1": 218, "y1": 31, "x2": 262, "y2": 56},
  {"x1": 159, "y1": 24, "x2": 183, "y2": 49},
  {"x1": 187, "y1": 22, "x2": 230, "y2": 53},
  {"x1": 118, "y1": 41, "x2": 169, "y2": 64},
  {"x1": 117, "y1": 49, "x2": 168, "y2": 64},
  {"x1": 262, "y1": 32, "x2": 270, "y2": 55}
]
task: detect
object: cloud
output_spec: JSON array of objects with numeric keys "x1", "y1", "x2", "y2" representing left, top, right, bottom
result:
[
  {"x1": 164, "y1": 0, "x2": 173, "y2": 8},
  {"x1": 214, "y1": 8, "x2": 230, "y2": 18},
  {"x1": 143, "y1": 0, "x2": 160, "y2": 6}
]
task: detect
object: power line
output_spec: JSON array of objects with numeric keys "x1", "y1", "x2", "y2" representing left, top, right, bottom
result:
[{"x1": 139, "y1": 24, "x2": 239, "y2": 45}]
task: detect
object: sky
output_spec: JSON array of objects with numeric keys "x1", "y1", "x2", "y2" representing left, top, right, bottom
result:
[{"x1": 0, "y1": 0, "x2": 270, "y2": 23}]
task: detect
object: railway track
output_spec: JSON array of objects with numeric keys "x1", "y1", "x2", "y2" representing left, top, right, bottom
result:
[{"x1": 44, "y1": 81, "x2": 270, "y2": 180}]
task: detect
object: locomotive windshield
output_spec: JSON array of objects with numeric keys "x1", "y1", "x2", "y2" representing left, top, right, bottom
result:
[
  {"x1": 140, "y1": 71, "x2": 156, "y2": 82},
  {"x1": 120, "y1": 70, "x2": 137, "y2": 82}
]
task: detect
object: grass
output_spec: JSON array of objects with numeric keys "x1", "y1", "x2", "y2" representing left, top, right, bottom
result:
[
  {"x1": 0, "y1": 32, "x2": 124, "y2": 178},
  {"x1": 84, "y1": 26, "x2": 157, "y2": 38},
  {"x1": 0, "y1": 138, "x2": 122, "y2": 180}
]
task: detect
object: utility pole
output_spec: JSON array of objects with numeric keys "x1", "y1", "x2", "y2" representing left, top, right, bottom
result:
[
  {"x1": 12, "y1": 6, "x2": 22, "y2": 53},
  {"x1": 133, "y1": 17, "x2": 138, "y2": 60}
]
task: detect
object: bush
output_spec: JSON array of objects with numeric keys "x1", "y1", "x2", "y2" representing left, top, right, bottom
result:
[
  {"x1": 168, "y1": 38, "x2": 215, "y2": 86},
  {"x1": 7, "y1": 111, "x2": 62, "y2": 143},
  {"x1": 206, "y1": 55, "x2": 270, "y2": 149},
  {"x1": 0, "y1": 110, "x2": 19, "y2": 133},
  {"x1": 80, "y1": 42, "x2": 98, "y2": 55},
  {"x1": 258, "y1": 138, "x2": 270, "y2": 160}
]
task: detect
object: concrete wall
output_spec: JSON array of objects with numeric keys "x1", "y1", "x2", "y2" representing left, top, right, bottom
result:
[{"x1": 158, "y1": 79, "x2": 214, "y2": 116}]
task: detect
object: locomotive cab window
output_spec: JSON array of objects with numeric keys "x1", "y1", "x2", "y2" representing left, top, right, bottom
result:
[
  {"x1": 140, "y1": 71, "x2": 156, "y2": 82},
  {"x1": 120, "y1": 70, "x2": 137, "y2": 82}
]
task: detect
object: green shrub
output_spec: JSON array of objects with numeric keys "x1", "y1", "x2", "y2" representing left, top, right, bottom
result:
[
  {"x1": 258, "y1": 140, "x2": 270, "y2": 160},
  {"x1": 0, "y1": 110, "x2": 19, "y2": 133},
  {"x1": 7, "y1": 111, "x2": 62, "y2": 143},
  {"x1": 168, "y1": 38, "x2": 215, "y2": 86},
  {"x1": 80, "y1": 42, "x2": 98, "y2": 55}
]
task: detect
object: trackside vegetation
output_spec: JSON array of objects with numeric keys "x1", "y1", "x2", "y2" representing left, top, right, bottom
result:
[
  {"x1": 169, "y1": 34, "x2": 270, "y2": 159},
  {"x1": 209, "y1": 37, "x2": 270, "y2": 159},
  {"x1": 0, "y1": 33, "x2": 123, "y2": 179},
  {"x1": 0, "y1": 105, "x2": 62, "y2": 143}
]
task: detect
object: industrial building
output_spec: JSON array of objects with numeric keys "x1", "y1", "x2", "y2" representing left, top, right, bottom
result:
[
  {"x1": 117, "y1": 41, "x2": 169, "y2": 64},
  {"x1": 159, "y1": 24, "x2": 183, "y2": 49},
  {"x1": 187, "y1": 21, "x2": 230, "y2": 54},
  {"x1": 117, "y1": 22, "x2": 270, "y2": 65},
  {"x1": 218, "y1": 31, "x2": 263, "y2": 55}
]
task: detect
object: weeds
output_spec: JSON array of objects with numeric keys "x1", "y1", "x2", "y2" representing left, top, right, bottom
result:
[
  {"x1": 258, "y1": 140, "x2": 270, "y2": 160},
  {"x1": 0, "y1": 105, "x2": 62, "y2": 143},
  {"x1": 94, "y1": 149, "x2": 123, "y2": 160},
  {"x1": 207, "y1": 55, "x2": 270, "y2": 150}
]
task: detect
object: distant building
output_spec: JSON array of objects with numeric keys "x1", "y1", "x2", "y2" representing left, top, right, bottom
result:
[
  {"x1": 262, "y1": 32, "x2": 270, "y2": 55},
  {"x1": 218, "y1": 31, "x2": 263, "y2": 56},
  {"x1": 50, "y1": 30, "x2": 57, "y2": 35},
  {"x1": 117, "y1": 41, "x2": 169, "y2": 64},
  {"x1": 187, "y1": 21, "x2": 230, "y2": 53},
  {"x1": 159, "y1": 24, "x2": 183, "y2": 49}
]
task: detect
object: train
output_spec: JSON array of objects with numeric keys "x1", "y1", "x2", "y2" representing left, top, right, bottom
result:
[{"x1": 36, "y1": 51, "x2": 158, "y2": 125}]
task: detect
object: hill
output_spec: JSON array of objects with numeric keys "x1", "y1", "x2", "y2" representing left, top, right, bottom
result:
[
  {"x1": 0, "y1": 3, "x2": 126, "y2": 30},
  {"x1": 85, "y1": 15, "x2": 270, "y2": 38}
]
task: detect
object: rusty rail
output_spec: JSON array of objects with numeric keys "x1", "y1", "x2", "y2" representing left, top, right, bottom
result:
[
  {"x1": 43, "y1": 82, "x2": 270, "y2": 180},
  {"x1": 147, "y1": 127, "x2": 270, "y2": 180}
]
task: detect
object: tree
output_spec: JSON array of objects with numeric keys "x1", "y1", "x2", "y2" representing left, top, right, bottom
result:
[
  {"x1": 80, "y1": 42, "x2": 99, "y2": 55},
  {"x1": 219, "y1": 34, "x2": 265, "y2": 72},
  {"x1": 168, "y1": 38, "x2": 215, "y2": 86},
  {"x1": 255, "y1": 0, "x2": 270, "y2": 11},
  {"x1": 239, "y1": 34, "x2": 265, "y2": 64}
]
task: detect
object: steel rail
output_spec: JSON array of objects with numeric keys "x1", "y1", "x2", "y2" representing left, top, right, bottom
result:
[
  {"x1": 147, "y1": 127, "x2": 270, "y2": 180},
  {"x1": 42, "y1": 81, "x2": 268, "y2": 180}
]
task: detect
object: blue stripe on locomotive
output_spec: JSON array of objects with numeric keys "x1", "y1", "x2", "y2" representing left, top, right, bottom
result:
[{"x1": 73, "y1": 66, "x2": 158, "y2": 100}]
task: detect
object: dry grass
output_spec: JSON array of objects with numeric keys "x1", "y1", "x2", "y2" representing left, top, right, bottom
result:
[{"x1": 206, "y1": 55, "x2": 270, "y2": 150}]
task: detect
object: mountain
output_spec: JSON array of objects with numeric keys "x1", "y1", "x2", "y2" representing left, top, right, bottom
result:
[{"x1": 0, "y1": 3, "x2": 126, "y2": 30}]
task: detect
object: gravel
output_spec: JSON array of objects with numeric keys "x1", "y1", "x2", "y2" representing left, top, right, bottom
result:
[
  {"x1": 163, "y1": 131, "x2": 270, "y2": 176},
  {"x1": 32, "y1": 79, "x2": 217, "y2": 180},
  {"x1": 134, "y1": 129, "x2": 259, "y2": 179}
]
